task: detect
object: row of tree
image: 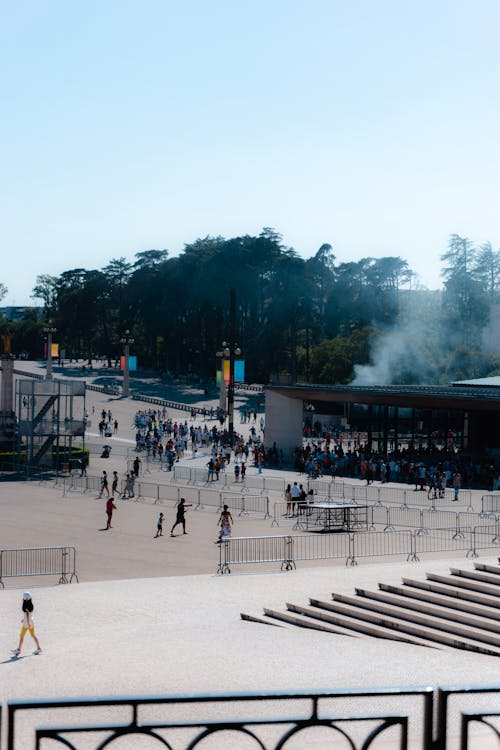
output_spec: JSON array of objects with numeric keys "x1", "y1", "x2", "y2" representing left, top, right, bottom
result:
[{"x1": 1, "y1": 230, "x2": 499, "y2": 385}]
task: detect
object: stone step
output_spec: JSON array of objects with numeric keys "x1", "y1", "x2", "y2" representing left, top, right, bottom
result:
[
  {"x1": 240, "y1": 612, "x2": 285, "y2": 627},
  {"x1": 425, "y1": 572, "x2": 500, "y2": 598},
  {"x1": 346, "y1": 589, "x2": 500, "y2": 639},
  {"x1": 449, "y1": 567, "x2": 500, "y2": 587},
  {"x1": 263, "y1": 607, "x2": 359, "y2": 636},
  {"x1": 284, "y1": 602, "x2": 437, "y2": 648},
  {"x1": 378, "y1": 582, "x2": 500, "y2": 622},
  {"x1": 402, "y1": 577, "x2": 500, "y2": 609},
  {"x1": 474, "y1": 562, "x2": 500, "y2": 576},
  {"x1": 307, "y1": 598, "x2": 500, "y2": 657}
]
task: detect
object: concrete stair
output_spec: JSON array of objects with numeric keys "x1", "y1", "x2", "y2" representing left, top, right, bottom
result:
[{"x1": 243, "y1": 562, "x2": 500, "y2": 657}]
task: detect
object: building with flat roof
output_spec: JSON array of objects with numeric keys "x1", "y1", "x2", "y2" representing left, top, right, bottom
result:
[{"x1": 265, "y1": 382, "x2": 500, "y2": 458}]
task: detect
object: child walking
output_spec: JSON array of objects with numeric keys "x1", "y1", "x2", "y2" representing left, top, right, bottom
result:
[{"x1": 155, "y1": 512, "x2": 164, "y2": 538}]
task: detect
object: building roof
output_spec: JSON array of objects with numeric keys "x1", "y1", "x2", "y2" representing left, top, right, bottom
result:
[{"x1": 267, "y1": 383, "x2": 500, "y2": 411}]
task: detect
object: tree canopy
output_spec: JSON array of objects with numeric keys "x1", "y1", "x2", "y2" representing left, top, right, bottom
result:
[{"x1": 4, "y1": 229, "x2": 499, "y2": 386}]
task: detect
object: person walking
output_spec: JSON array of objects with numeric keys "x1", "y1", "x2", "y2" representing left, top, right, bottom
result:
[
  {"x1": 111, "y1": 470, "x2": 119, "y2": 497},
  {"x1": 98, "y1": 470, "x2": 109, "y2": 498},
  {"x1": 80, "y1": 453, "x2": 88, "y2": 477},
  {"x1": 13, "y1": 592, "x2": 42, "y2": 656},
  {"x1": 452, "y1": 471, "x2": 462, "y2": 501},
  {"x1": 155, "y1": 512, "x2": 164, "y2": 538},
  {"x1": 122, "y1": 473, "x2": 131, "y2": 498},
  {"x1": 217, "y1": 504, "x2": 233, "y2": 542},
  {"x1": 170, "y1": 498, "x2": 192, "y2": 536},
  {"x1": 106, "y1": 496, "x2": 117, "y2": 529},
  {"x1": 170, "y1": 497, "x2": 192, "y2": 536}
]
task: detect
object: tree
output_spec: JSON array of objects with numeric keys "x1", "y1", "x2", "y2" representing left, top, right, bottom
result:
[
  {"x1": 473, "y1": 242, "x2": 500, "y2": 300},
  {"x1": 0, "y1": 283, "x2": 7, "y2": 303},
  {"x1": 31, "y1": 275, "x2": 58, "y2": 314},
  {"x1": 441, "y1": 234, "x2": 475, "y2": 280},
  {"x1": 440, "y1": 235, "x2": 489, "y2": 347}
]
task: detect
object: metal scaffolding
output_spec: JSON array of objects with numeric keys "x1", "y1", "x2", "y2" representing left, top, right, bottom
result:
[{"x1": 15, "y1": 379, "x2": 86, "y2": 474}]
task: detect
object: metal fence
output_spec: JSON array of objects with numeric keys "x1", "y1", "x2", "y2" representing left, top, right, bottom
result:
[
  {"x1": 271, "y1": 500, "x2": 497, "y2": 537},
  {"x1": 216, "y1": 526, "x2": 500, "y2": 574},
  {"x1": 58, "y1": 473, "x2": 271, "y2": 517},
  {"x1": 481, "y1": 494, "x2": 500, "y2": 515},
  {"x1": 0, "y1": 546, "x2": 78, "y2": 587},
  {"x1": 306, "y1": 479, "x2": 474, "y2": 510}
]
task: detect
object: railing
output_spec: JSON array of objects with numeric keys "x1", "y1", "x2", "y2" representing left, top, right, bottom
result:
[
  {"x1": 481, "y1": 494, "x2": 500, "y2": 515},
  {"x1": 0, "y1": 546, "x2": 78, "y2": 587},
  {"x1": 271, "y1": 500, "x2": 497, "y2": 537},
  {"x1": 58, "y1": 474, "x2": 271, "y2": 517},
  {"x1": 8, "y1": 684, "x2": 497, "y2": 750},
  {"x1": 307, "y1": 478, "x2": 474, "y2": 510},
  {"x1": 216, "y1": 526, "x2": 499, "y2": 574}
]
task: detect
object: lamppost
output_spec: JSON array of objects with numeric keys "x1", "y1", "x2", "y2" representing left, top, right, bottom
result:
[
  {"x1": 216, "y1": 341, "x2": 241, "y2": 441},
  {"x1": 120, "y1": 330, "x2": 134, "y2": 398},
  {"x1": 43, "y1": 321, "x2": 57, "y2": 380}
]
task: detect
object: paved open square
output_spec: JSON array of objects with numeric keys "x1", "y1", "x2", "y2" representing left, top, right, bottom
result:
[{"x1": 1, "y1": 363, "x2": 499, "y2": 748}]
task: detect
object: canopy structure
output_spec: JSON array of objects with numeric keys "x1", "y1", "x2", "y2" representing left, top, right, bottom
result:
[{"x1": 264, "y1": 383, "x2": 500, "y2": 457}]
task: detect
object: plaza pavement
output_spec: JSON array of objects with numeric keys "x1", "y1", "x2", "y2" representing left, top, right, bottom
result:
[{"x1": 0, "y1": 361, "x2": 499, "y2": 748}]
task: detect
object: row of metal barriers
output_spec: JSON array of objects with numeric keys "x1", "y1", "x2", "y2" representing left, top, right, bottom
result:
[{"x1": 216, "y1": 526, "x2": 500, "y2": 574}]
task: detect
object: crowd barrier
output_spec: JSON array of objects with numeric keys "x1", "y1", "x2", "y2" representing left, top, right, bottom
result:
[
  {"x1": 271, "y1": 501, "x2": 499, "y2": 538},
  {"x1": 58, "y1": 474, "x2": 271, "y2": 518},
  {"x1": 216, "y1": 525, "x2": 499, "y2": 574},
  {"x1": 0, "y1": 546, "x2": 78, "y2": 587},
  {"x1": 481, "y1": 494, "x2": 500, "y2": 515},
  {"x1": 302, "y1": 478, "x2": 473, "y2": 510},
  {"x1": 164, "y1": 468, "x2": 475, "y2": 511}
]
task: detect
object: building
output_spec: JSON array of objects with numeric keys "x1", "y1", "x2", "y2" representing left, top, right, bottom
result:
[{"x1": 265, "y1": 382, "x2": 500, "y2": 458}]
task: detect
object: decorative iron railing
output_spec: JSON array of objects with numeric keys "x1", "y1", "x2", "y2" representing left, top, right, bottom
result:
[{"x1": 3, "y1": 685, "x2": 499, "y2": 749}]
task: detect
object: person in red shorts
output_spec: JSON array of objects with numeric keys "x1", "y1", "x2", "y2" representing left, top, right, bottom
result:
[{"x1": 106, "y1": 496, "x2": 117, "y2": 529}]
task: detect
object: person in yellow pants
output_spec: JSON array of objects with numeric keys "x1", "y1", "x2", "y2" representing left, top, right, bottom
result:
[{"x1": 13, "y1": 592, "x2": 42, "y2": 656}]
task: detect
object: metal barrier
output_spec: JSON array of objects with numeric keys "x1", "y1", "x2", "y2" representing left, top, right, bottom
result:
[
  {"x1": 481, "y1": 494, "x2": 500, "y2": 515},
  {"x1": 216, "y1": 524, "x2": 500, "y2": 574},
  {"x1": 469, "y1": 522, "x2": 500, "y2": 556},
  {"x1": 0, "y1": 546, "x2": 78, "y2": 587}
]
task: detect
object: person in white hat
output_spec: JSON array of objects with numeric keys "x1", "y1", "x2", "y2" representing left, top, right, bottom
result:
[{"x1": 13, "y1": 592, "x2": 42, "y2": 656}]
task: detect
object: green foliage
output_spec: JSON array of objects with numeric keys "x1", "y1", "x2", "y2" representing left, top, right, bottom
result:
[
  {"x1": 17, "y1": 228, "x2": 499, "y2": 386},
  {"x1": 307, "y1": 328, "x2": 373, "y2": 384}
]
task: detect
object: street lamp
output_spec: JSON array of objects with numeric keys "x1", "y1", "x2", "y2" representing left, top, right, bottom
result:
[
  {"x1": 43, "y1": 321, "x2": 57, "y2": 380},
  {"x1": 216, "y1": 341, "x2": 241, "y2": 441},
  {"x1": 120, "y1": 329, "x2": 135, "y2": 398}
]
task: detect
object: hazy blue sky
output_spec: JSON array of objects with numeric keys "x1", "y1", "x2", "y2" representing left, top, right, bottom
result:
[{"x1": 1, "y1": 0, "x2": 498, "y2": 305}]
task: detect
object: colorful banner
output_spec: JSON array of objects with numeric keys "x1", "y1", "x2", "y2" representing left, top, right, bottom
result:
[
  {"x1": 51, "y1": 343, "x2": 59, "y2": 358},
  {"x1": 216, "y1": 360, "x2": 245, "y2": 384},
  {"x1": 120, "y1": 355, "x2": 137, "y2": 371},
  {"x1": 234, "y1": 359, "x2": 245, "y2": 382}
]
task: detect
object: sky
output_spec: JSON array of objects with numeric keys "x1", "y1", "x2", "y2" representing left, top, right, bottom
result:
[{"x1": 1, "y1": 0, "x2": 499, "y2": 306}]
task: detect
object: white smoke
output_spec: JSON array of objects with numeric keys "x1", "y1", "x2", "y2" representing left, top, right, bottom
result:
[{"x1": 351, "y1": 290, "x2": 442, "y2": 386}]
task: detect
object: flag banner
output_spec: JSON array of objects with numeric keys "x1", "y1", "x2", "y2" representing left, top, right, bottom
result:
[
  {"x1": 120, "y1": 355, "x2": 138, "y2": 371},
  {"x1": 234, "y1": 359, "x2": 245, "y2": 382}
]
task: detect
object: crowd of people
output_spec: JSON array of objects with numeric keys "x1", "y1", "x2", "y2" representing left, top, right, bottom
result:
[{"x1": 293, "y1": 438, "x2": 500, "y2": 492}]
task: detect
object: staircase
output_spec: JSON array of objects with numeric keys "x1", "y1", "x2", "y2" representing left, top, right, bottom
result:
[{"x1": 241, "y1": 562, "x2": 500, "y2": 657}]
